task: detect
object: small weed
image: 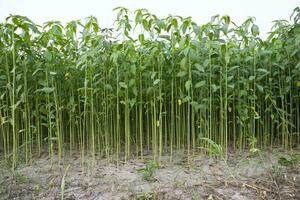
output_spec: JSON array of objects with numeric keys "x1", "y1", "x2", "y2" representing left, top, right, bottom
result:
[
  {"x1": 48, "y1": 178, "x2": 55, "y2": 189},
  {"x1": 9, "y1": 170, "x2": 29, "y2": 184},
  {"x1": 278, "y1": 155, "x2": 300, "y2": 167},
  {"x1": 192, "y1": 191, "x2": 200, "y2": 199},
  {"x1": 138, "y1": 160, "x2": 159, "y2": 182},
  {"x1": 198, "y1": 138, "x2": 223, "y2": 156},
  {"x1": 248, "y1": 135, "x2": 260, "y2": 154},
  {"x1": 136, "y1": 191, "x2": 154, "y2": 200},
  {"x1": 198, "y1": 138, "x2": 236, "y2": 180}
]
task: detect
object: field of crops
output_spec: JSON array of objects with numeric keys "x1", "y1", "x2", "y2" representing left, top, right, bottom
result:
[
  {"x1": 1, "y1": 6, "x2": 300, "y2": 200},
  {"x1": 0, "y1": 7, "x2": 300, "y2": 171}
]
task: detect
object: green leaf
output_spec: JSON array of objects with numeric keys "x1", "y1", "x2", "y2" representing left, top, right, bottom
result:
[
  {"x1": 142, "y1": 19, "x2": 149, "y2": 31},
  {"x1": 190, "y1": 101, "x2": 206, "y2": 112},
  {"x1": 135, "y1": 11, "x2": 142, "y2": 24},
  {"x1": 32, "y1": 68, "x2": 43, "y2": 76},
  {"x1": 105, "y1": 84, "x2": 113, "y2": 91},
  {"x1": 181, "y1": 20, "x2": 189, "y2": 34},
  {"x1": 256, "y1": 84, "x2": 264, "y2": 92},
  {"x1": 36, "y1": 87, "x2": 54, "y2": 93},
  {"x1": 0, "y1": 75, "x2": 6, "y2": 80},
  {"x1": 251, "y1": 24, "x2": 259, "y2": 36},
  {"x1": 212, "y1": 84, "x2": 218, "y2": 92},
  {"x1": 239, "y1": 90, "x2": 247, "y2": 97},
  {"x1": 195, "y1": 64, "x2": 204, "y2": 72},
  {"x1": 194, "y1": 81, "x2": 206, "y2": 88},
  {"x1": 256, "y1": 68, "x2": 269, "y2": 74},
  {"x1": 228, "y1": 84, "x2": 235, "y2": 89},
  {"x1": 185, "y1": 80, "x2": 192, "y2": 91},
  {"x1": 228, "y1": 65, "x2": 240, "y2": 72},
  {"x1": 183, "y1": 47, "x2": 190, "y2": 56},
  {"x1": 180, "y1": 57, "x2": 187, "y2": 70},
  {"x1": 129, "y1": 98, "x2": 136, "y2": 108},
  {"x1": 171, "y1": 18, "x2": 178, "y2": 28},
  {"x1": 227, "y1": 75, "x2": 234, "y2": 81},
  {"x1": 153, "y1": 79, "x2": 160, "y2": 85},
  {"x1": 221, "y1": 44, "x2": 227, "y2": 55},
  {"x1": 11, "y1": 100, "x2": 22, "y2": 110},
  {"x1": 132, "y1": 86, "x2": 137, "y2": 96},
  {"x1": 249, "y1": 76, "x2": 255, "y2": 81},
  {"x1": 45, "y1": 50, "x2": 52, "y2": 61},
  {"x1": 129, "y1": 79, "x2": 135, "y2": 87},
  {"x1": 176, "y1": 71, "x2": 187, "y2": 77},
  {"x1": 111, "y1": 52, "x2": 119, "y2": 63},
  {"x1": 119, "y1": 82, "x2": 127, "y2": 89},
  {"x1": 151, "y1": 72, "x2": 157, "y2": 80},
  {"x1": 190, "y1": 101, "x2": 199, "y2": 110},
  {"x1": 138, "y1": 34, "x2": 144, "y2": 43}
]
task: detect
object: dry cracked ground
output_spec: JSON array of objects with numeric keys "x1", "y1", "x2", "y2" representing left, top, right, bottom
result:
[{"x1": 0, "y1": 148, "x2": 300, "y2": 200}]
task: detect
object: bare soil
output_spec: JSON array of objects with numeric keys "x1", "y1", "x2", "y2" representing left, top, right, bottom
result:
[{"x1": 0, "y1": 148, "x2": 299, "y2": 200}]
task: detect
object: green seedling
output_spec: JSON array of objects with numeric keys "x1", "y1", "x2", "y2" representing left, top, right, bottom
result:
[{"x1": 138, "y1": 160, "x2": 159, "y2": 182}]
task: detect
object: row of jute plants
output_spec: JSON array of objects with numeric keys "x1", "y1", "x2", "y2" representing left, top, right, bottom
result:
[{"x1": 0, "y1": 7, "x2": 300, "y2": 169}]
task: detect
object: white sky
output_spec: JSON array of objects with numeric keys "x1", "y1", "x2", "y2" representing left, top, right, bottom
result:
[{"x1": 0, "y1": 0, "x2": 299, "y2": 38}]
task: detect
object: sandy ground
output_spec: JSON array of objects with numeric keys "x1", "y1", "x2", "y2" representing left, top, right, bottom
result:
[{"x1": 0, "y1": 148, "x2": 299, "y2": 200}]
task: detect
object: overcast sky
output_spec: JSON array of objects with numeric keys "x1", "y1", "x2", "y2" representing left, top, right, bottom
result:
[{"x1": 0, "y1": 0, "x2": 299, "y2": 38}]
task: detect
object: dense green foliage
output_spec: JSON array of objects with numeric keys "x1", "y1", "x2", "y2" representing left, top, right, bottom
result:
[{"x1": 0, "y1": 7, "x2": 300, "y2": 169}]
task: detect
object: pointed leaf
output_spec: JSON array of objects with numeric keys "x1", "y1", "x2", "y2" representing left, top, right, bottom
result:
[{"x1": 195, "y1": 81, "x2": 206, "y2": 88}]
